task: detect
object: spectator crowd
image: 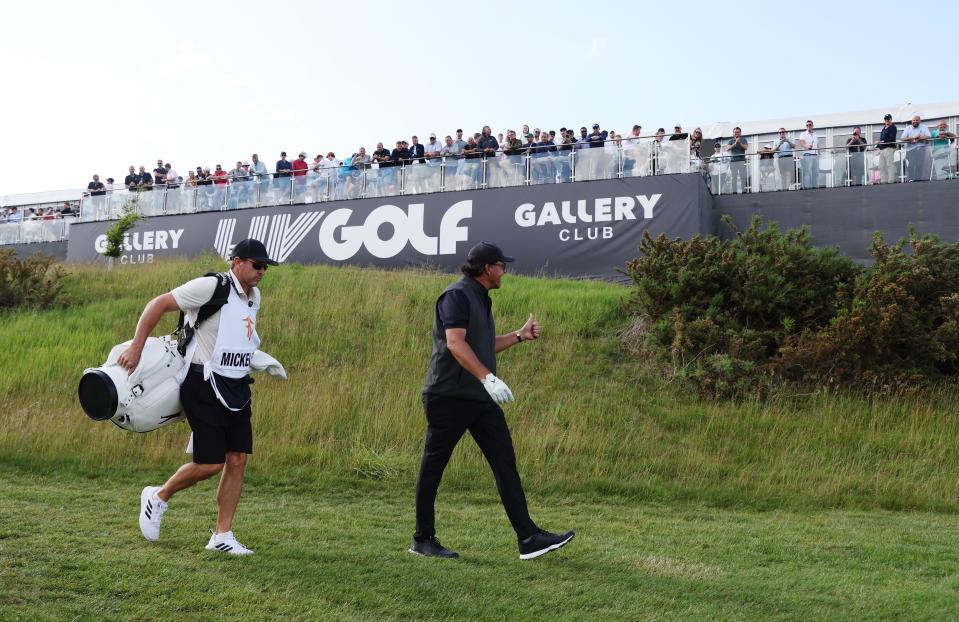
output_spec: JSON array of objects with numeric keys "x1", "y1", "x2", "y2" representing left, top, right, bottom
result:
[{"x1": 76, "y1": 114, "x2": 959, "y2": 207}]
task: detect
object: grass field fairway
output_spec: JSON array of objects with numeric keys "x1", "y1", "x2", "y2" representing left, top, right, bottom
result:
[{"x1": 1, "y1": 257, "x2": 958, "y2": 620}]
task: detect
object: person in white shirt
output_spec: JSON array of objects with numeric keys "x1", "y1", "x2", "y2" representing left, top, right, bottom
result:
[
  {"x1": 798, "y1": 120, "x2": 819, "y2": 189},
  {"x1": 622, "y1": 124, "x2": 643, "y2": 176},
  {"x1": 900, "y1": 114, "x2": 932, "y2": 182},
  {"x1": 120, "y1": 239, "x2": 279, "y2": 556}
]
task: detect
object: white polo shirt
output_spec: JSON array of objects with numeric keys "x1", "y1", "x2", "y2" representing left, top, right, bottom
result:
[
  {"x1": 799, "y1": 130, "x2": 818, "y2": 155},
  {"x1": 171, "y1": 269, "x2": 259, "y2": 365}
]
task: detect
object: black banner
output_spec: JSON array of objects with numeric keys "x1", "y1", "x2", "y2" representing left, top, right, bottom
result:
[{"x1": 67, "y1": 175, "x2": 710, "y2": 277}]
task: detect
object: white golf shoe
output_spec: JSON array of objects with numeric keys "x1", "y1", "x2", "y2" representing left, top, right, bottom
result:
[
  {"x1": 139, "y1": 486, "x2": 167, "y2": 541},
  {"x1": 205, "y1": 530, "x2": 254, "y2": 555}
]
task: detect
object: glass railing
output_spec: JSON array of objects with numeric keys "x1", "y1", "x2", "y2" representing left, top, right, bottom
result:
[
  {"x1": 709, "y1": 142, "x2": 959, "y2": 195},
  {"x1": 0, "y1": 216, "x2": 76, "y2": 244},
  {"x1": 50, "y1": 137, "x2": 958, "y2": 230}
]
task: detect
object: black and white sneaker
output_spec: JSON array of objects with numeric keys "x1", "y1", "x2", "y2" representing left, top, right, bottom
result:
[
  {"x1": 139, "y1": 486, "x2": 167, "y2": 542},
  {"x1": 408, "y1": 536, "x2": 459, "y2": 558},
  {"x1": 205, "y1": 530, "x2": 254, "y2": 555},
  {"x1": 518, "y1": 528, "x2": 575, "y2": 560}
]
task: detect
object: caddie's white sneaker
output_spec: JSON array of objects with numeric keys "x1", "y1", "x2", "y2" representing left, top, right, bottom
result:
[
  {"x1": 139, "y1": 486, "x2": 167, "y2": 542},
  {"x1": 205, "y1": 530, "x2": 254, "y2": 555}
]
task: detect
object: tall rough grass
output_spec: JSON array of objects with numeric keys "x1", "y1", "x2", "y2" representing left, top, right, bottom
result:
[{"x1": 1, "y1": 256, "x2": 957, "y2": 511}]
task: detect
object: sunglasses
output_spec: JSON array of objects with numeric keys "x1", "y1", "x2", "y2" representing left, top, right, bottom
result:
[{"x1": 247, "y1": 260, "x2": 268, "y2": 271}]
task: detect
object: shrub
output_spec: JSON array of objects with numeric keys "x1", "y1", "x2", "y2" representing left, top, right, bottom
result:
[
  {"x1": 0, "y1": 249, "x2": 69, "y2": 311},
  {"x1": 622, "y1": 218, "x2": 959, "y2": 398}
]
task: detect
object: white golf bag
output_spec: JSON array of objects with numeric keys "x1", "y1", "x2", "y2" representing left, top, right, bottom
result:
[
  {"x1": 78, "y1": 336, "x2": 287, "y2": 433},
  {"x1": 78, "y1": 337, "x2": 187, "y2": 432}
]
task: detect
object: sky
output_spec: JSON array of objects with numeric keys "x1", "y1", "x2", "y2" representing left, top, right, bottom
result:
[{"x1": 1, "y1": 0, "x2": 956, "y2": 197}]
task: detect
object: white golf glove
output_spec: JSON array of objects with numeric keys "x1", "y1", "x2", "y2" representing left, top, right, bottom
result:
[{"x1": 482, "y1": 373, "x2": 514, "y2": 404}]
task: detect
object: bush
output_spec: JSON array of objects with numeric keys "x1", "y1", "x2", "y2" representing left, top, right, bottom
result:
[
  {"x1": 0, "y1": 249, "x2": 69, "y2": 311},
  {"x1": 622, "y1": 218, "x2": 959, "y2": 398}
]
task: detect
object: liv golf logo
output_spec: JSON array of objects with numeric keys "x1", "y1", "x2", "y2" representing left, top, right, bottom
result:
[{"x1": 214, "y1": 200, "x2": 473, "y2": 262}]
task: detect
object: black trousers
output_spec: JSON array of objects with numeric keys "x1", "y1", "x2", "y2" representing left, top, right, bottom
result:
[{"x1": 414, "y1": 393, "x2": 536, "y2": 540}]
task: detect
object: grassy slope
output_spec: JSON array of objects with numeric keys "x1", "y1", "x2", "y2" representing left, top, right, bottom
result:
[
  {"x1": 1, "y1": 257, "x2": 957, "y2": 511},
  {"x1": 2, "y1": 257, "x2": 959, "y2": 620},
  {"x1": 1, "y1": 465, "x2": 957, "y2": 622}
]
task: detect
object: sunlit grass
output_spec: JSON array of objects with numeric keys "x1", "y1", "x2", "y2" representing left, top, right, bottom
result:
[{"x1": 1, "y1": 256, "x2": 958, "y2": 512}]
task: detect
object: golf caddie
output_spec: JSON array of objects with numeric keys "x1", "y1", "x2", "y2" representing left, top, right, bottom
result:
[
  {"x1": 117, "y1": 239, "x2": 278, "y2": 555},
  {"x1": 410, "y1": 242, "x2": 574, "y2": 560}
]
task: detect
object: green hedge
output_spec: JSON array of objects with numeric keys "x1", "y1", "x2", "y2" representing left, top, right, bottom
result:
[{"x1": 622, "y1": 217, "x2": 959, "y2": 398}]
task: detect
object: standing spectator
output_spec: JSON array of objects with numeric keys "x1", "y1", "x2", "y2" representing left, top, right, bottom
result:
[
  {"x1": 462, "y1": 136, "x2": 482, "y2": 186},
  {"x1": 275, "y1": 152, "x2": 292, "y2": 177},
  {"x1": 669, "y1": 125, "x2": 688, "y2": 141},
  {"x1": 425, "y1": 134, "x2": 443, "y2": 162},
  {"x1": 137, "y1": 166, "x2": 153, "y2": 190},
  {"x1": 798, "y1": 120, "x2": 819, "y2": 189},
  {"x1": 725, "y1": 127, "x2": 748, "y2": 193},
  {"x1": 390, "y1": 143, "x2": 408, "y2": 168},
  {"x1": 154, "y1": 160, "x2": 167, "y2": 186},
  {"x1": 877, "y1": 113, "x2": 899, "y2": 183},
  {"x1": 530, "y1": 131, "x2": 556, "y2": 183},
  {"x1": 124, "y1": 166, "x2": 138, "y2": 192},
  {"x1": 501, "y1": 130, "x2": 523, "y2": 155},
  {"x1": 212, "y1": 164, "x2": 228, "y2": 185},
  {"x1": 87, "y1": 174, "x2": 106, "y2": 196},
  {"x1": 292, "y1": 152, "x2": 309, "y2": 201},
  {"x1": 229, "y1": 160, "x2": 247, "y2": 181},
  {"x1": 371, "y1": 141, "x2": 393, "y2": 194},
  {"x1": 104, "y1": 177, "x2": 115, "y2": 192},
  {"x1": 409, "y1": 136, "x2": 426, "y2": 164},
  {"x1": 930, "y1": 120, "x2": 956, "y2": 179},
  {"x1": 900, "y1": 114, "x2": 932, "y2": 182},
  {"x1": 372, "y1": 142, "x2": 391, "y2": 165},
  {"x1": 196, "y1": 167, "x2": 214, "y2": 211},
  {"x1": 773, "y1": 128, "x2": 796, "y2": 190},
  {"x1": 165, "y1": 163, "x2": 179, "y2": 188},
  {"x1": 250, "y1": 153, "x2": 269, "y2": 203},
  {"x1": 229, "y1": 161, "x2": 249, "y2": 208},
  {"x1": 60, "y1": 202, "x2": 76, "y2": 217},
  {"x1": 623, "y1": 124, "x2": 643, "y2": 176},
  {"x1": 757, "y1": 143, "x2": 777, "y2": 191},
  {"x1": 588, "y1": 124, "x2": 605, "y2": 148},
  {"x1": 709, "y1": 141, "x2": 729, "y2": 194},
  {"x1": 478, "y1": 126, "x2": 499, "y2": 159},
  {"x1": 450, "y1": 129, "x2": 467, "y2": 154},
  {"x1": 440, "y1": 135, "x2": 455, "y2": 157},
  {"x1": 845, "y1": 127, "x2": 868, "y2": 186},
  {"x1": 7, "y1": 207, "x2": 21, "y2": 223},
  {"x1": 211, "y1": 164, "x2": 228, "y2": 209},
  {"x1": 292, "y1": 152, "x2": 309, "y2": 177},
  {"x1": 273, "y1": 151, "x2": 292, "y2": 199}
]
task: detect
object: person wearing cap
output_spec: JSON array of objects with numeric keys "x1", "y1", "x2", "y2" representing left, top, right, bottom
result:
[
  {"x1": 274, "y1": 151, "x2": 293, "y2": 201},
  {"x1": 425, "y1": 133, "x2": 442, "y2": 164},
  {"x1": 877, "y1": 114, "x2": 899, "y2": 184},
  {"x1": 291, "y1": 152, "x2": 309, "y2": 202},
  {"x1": 228, "y1": 161, "x2": 250, "y2": 209},
  {"x1": 119, "y1": 239, "x2": 279, "y2": 555},
  {"x1": 410, "y1": 242, "x2": 575, "y2": 561}
]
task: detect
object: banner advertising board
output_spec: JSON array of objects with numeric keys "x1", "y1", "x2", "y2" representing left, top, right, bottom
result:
[{"x1": 67, "y1": 174, "x2": 711, "y2": 278}]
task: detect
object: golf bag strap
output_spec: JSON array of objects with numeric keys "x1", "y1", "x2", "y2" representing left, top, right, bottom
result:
[{"x1": 175, "y1": 272, "x2": 232, "y2": 335}]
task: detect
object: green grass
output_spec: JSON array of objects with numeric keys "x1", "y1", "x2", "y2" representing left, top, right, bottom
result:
[
  {"x1": 2, "y1": 256, "x2": 959, "y2": 620},
  {"x1": 2, "y1": 464, "x2": 957, "y2": 622}
]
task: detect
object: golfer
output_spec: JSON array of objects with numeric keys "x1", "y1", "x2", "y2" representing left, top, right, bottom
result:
[
  {"x1": 410, "y1": 242, "x2": 574, "y2": 560},
  {"x1": 117, "y1": 239, "x2": 278, "y2": 555}
]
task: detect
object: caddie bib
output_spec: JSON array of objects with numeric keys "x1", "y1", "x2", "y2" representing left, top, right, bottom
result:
[{"x1": 203, "y1": 277, "x2": 260, "y2": 411}]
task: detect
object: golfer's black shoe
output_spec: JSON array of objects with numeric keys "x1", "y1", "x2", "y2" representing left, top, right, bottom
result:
[
  {"x1": 518, "y1": 528, "x2": 575, "y2": 560},
  {"x1": 409, "y1": 536, "x2": 459, "y2": 559}
]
